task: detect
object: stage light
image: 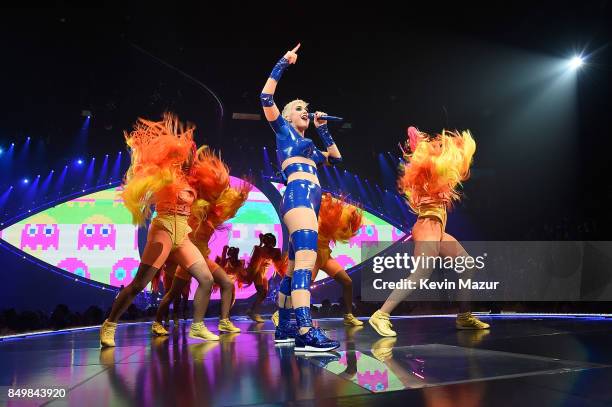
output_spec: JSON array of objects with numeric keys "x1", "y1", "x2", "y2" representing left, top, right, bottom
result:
[
  {"x1": 569, "y1": 56, "x2": 584, "y2": 70},
  {"x1": 23, "y1": 178, "x2": 29, "y2": 184},
  {"x1": 77, "y1": 159, "x2": 83, "y2": 165}
]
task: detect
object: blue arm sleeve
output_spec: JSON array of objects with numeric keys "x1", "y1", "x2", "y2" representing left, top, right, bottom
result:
[
  {"x1": 328, "y1": 156, "x2": 343, "y2": 165},
  {"x1": 270, "y1": 57, "x2": 290, "y2": 82},
  {"x1": 316, "y1": 124, "x2": 336, "y2": 148}
]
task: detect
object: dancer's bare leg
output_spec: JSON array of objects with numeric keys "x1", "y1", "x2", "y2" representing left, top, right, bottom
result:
[{"x1": 107, "y1": 227, "x2": 173, "y2": 322}]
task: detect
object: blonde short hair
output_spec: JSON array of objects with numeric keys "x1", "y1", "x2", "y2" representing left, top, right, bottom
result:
[{"x1": 281, "y1": 99, "x2": 309, "y2": 120}]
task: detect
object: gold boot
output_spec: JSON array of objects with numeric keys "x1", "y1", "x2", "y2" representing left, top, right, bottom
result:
[
  {"x1": 218, "y1": 318, "x2": 241, "y2": 333},
  {"x1": 151, "y1": 321, "x2": 169, "y2": 336},
  {"x1": 100, "y1": 319, "x2": 117, "y2": 347},
  {"x1": 368, "y1": 310, "x2": 397, "y2": 337},
  {"x1": 189, "y1": 322, "x2": 220, "y2": 341},
  {"x1": 246, "y1": 310, "x2": 265, "y2": 323},
  {"x1": 343, "y1": 313, "x2": 364, "y2": 326},
  {"x1": 456, "y1": 312, "x2": 490, "y2": 330}
]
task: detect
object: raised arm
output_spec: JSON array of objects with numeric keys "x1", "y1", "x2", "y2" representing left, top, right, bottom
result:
[
  {"x1": 260, "y1": 44, "x2": 301, "y2": 125},
  {"x1": 313, "y1": 112, "x2": 342, "y2": 164}
]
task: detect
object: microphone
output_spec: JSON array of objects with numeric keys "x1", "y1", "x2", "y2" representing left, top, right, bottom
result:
[{"x1": 308, "y1": 113, "x2": 343, "y2": 121}]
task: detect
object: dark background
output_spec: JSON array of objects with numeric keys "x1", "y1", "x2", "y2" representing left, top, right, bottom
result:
[
  {"x1": 0, "y1": 4, "x2": 610, "y2": 318},
  {"x1": 1, "y1": 4, "x2": 610, "y2": 239}
]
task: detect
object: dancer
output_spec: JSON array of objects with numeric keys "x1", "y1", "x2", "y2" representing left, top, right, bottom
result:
[
  {"x1": 368, "y1": 126, "x2": 490, "y2": 337},
  {"x1": 260, "y1": 43, "x2": 342, "y2": 351},
  {"x1": 244, "y1": 233, "x2": 286, "y2": 323},
  {"x1": 217, "y1": 245, "x2": 247, "y2": 286},
  {"x1": 272, "y1": 193, "x2": 364, "y2": 327},
  {"x1": 150, "y1": 264, "x2": 186, "y2": 327},
  {"x1": 215, "y1": 245, "x2": 246, "y2": 307},
  {"x1": 152, "y1": 153, "x2": 250, "y2": 336},
  {"x1": 99, "y1": 114, "x2": 220, "y2": 347}
]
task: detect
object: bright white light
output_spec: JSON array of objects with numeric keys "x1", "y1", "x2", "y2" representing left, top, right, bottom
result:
[{"x1": 569, "y1": 56, "x2": 584, "y2": 69}]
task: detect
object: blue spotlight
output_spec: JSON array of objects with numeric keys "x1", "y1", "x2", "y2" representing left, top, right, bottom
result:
[
  {"x1": 41, "y1": 170, "x2": 54, "y2": 196},
  {"x1": 23, "y1": 178, "x2": 29, "y2": 184},
  {"x1": 77, "y1": 159, "x2": 83, "y2": 165},
  {"x1": 111, "y1": 152, "x2": 122, "y2": 181},
  {"x1": 262, "y1": 147, "x2": 273, "y2": 177},
  {"x1": 85, "y1": 157, "x2": 95, "y2": 185},
  {"x1": 0, "y1": 186, "x2": 13, "y2": 209},
  {"x1": 98, "y1": 154, "x2": 109, "y2": 185},
  {"x1": 55, "y1": 166, "x2": 68, "y2": 193}
]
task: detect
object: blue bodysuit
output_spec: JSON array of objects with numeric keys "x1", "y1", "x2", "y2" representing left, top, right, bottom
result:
[{"x1": 260, "y1": 57, "x2": 340, "y2": 330}]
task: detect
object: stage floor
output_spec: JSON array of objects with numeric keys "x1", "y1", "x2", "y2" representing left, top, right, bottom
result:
[{"x1": 2, "y1": 314, "x2": 612, "y2": 406}]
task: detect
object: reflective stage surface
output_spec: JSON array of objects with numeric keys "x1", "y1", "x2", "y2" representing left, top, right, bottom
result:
[{"x1": 2, "y1": 315, "x2": 612, "y2": 406}]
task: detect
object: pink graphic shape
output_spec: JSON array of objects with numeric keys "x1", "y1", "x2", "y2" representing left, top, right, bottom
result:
[
  {"x1": 392, "y1": 227, "x2": 405, "y2": 241},
  {"x1": 110, "y1": 257, "x2": 140, "y2": 287},
  {"x1": 20, "y1": 224, "x2": 60, "y2": 250},
  {"x1": 349, "y1": 225, "x2": 379, "y2": 248},
  {"x1": 335, "y1": 254, "x2": 358, "y2": 271},
  {"x1": 338, "y1": 351, "x2": 362, "y2": 366},
  {"x1": 77, "y1": 224, "x2": 117, "y2": 250},
  {"x1": 357, "y1": 370, "x2": 389, "y2": 392},
  {"x1": 57, "y1": 257, "x2": 90, "y2": 279}
]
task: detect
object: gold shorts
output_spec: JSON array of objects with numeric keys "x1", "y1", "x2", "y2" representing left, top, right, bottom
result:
[
  {"x1": 151, "y1": 213, "x2": 192, "y2": 250},
  {"x1": 417, "y1": 204, "x2": 447, "y2": 233}
]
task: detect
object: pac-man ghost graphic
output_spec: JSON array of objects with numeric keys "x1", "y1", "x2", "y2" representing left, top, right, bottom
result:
[{"x1": 57, "y1": 257, "x2": 90, "y2": 279}]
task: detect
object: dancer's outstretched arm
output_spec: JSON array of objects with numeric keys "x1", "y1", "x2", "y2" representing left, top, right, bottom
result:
[{"x1": 260, "y1": 43, "x2": 301, "y2": 124}]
